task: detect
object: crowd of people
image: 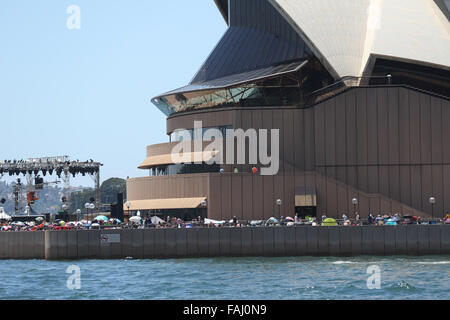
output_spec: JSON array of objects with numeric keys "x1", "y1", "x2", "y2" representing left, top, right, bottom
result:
[{"x1": 1, "y1": 210, "x2": 450, "y2": 232}]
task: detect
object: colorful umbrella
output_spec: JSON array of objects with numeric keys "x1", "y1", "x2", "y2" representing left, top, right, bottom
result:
[
  {"x1": 94, "y1": 215, "x2": 109, "y2": 222},
  {"x1": 322, "y1": 218, "x2": 338, "y2": 226},
  {"x1": 386, "y1": 219, "x2": 397, "y2": 226}
]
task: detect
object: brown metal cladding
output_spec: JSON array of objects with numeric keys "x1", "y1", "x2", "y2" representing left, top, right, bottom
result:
[
  {"x1": 126, "y1": 174, "x2": 209, "y2": 201},
  {"x1": 128, "y1": 86, "x2": 450, "y2": 220}
]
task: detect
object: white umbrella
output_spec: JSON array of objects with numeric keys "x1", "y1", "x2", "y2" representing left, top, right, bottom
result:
[
  {"x1": 0, "y1": 207, "x2": 11, "y2": 221},
  {"x1": 204, "y1": 218, "x2": 226, "y2": 226},
  {"x1": 150, "y1": 216, "x2": 164, "y2": 225},
  {"x1": 265, "y1": 217, "x2": 280, "y2": 226},
  {"x1": 129, "y1": 216, "x2": 142, "y2": 223}
]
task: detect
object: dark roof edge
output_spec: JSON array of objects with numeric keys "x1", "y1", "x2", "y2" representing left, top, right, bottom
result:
[
  {"x1": 152, "y1": 59, "x2": 308, "y2": 100},
  {"x1": 214, "y1": 0, "x2": 229, "y2": 24}
]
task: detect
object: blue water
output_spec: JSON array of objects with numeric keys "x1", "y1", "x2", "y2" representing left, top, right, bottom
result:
[{"x1": 0, "y1": 256, "x2": 449, "y2": 300}]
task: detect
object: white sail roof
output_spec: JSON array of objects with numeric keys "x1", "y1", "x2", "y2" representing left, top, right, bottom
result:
[{"x1": 270, "y1": 0, "x2": 450, "y2": 78}]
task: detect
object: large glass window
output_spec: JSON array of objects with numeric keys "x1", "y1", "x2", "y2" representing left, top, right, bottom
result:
[
  {"x1": 149, "y1": 163, "x2": 221, "y2": 176},
  {"x1": 169, "y1": 126, "x2": 233, "y2": 142},
  {"x1": 154, "y1": 59, "x2": 333, "y2": 116}
]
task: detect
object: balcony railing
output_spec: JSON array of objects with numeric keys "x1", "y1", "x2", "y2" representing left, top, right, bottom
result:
[{"x1": 305, "y1": 75, "x2": 393, "y2": 105}]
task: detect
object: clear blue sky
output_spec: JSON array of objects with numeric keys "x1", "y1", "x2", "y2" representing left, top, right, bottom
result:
[{"x1": 0, "y1": 0, "x2": 227, "y2": 186}]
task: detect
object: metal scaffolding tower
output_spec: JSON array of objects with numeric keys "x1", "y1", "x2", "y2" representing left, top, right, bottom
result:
[{"x1": 0, "y1": 156, "x2": 103, "y2": 213}]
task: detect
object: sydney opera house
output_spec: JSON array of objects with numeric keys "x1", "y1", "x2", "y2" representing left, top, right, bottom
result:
[{"x1": 126, "y1": 0, "x2": 450, "y2": 221}]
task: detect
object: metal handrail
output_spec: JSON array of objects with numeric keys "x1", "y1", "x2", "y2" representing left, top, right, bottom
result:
[{"x1": 305, "y1": 75, "x2": 393, "y2": 104}]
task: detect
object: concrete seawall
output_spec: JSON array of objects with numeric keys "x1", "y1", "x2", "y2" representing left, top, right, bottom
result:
[
  {"x1": 1, "y1": 226, "x2": 450, "y2": 260},
  {"x1": 0, "y1": 231, "x2": 45, "y2": 260}
]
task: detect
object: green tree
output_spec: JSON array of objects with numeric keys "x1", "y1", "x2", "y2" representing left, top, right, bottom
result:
[{"x1": 70, "y1": 178, "x2": 126, "y2": 212}]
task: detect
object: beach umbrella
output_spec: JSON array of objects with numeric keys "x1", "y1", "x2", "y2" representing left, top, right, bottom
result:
[
  {"x1": 386, "y1": 219, "x2": 397, "y2": 226},
  {"x1": 129, "y1": 216, "x2": 142, "y2": 223},
  {"x1": 0, "y1": 207, "x2": 11, "y2": 221},
  {"x1": 150, "y1": 216, "x2": 164, "y2": 225},
  {"x1": 35, "y1": 217, "x2": 44, "y2": 222},
  {"x1": 266, "y1": 217, "x2": 280, "y2": 225},
  {"x1": 94, "y1": 215, "x2": 109, "y2": 222},
  {"x1": 0, "y1": 213, "x2": 11, "y2": 221},
  {"x1": 284, "y1": 217, "x2": 295, "y2": 222},
  {"x1": 322, "y1": 218, "x2": 338, "y2": 226},
  {"x1": 204, "y1": 218, "x2": 226, "y2": 226}
]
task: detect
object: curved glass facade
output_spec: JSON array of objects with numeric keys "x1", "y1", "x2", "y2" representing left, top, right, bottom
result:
[
  {"x1": 149, "y1": 163, "x2": 221, "y2": 177},
  {"x1": 153, "y1": 59, "x2": 334, "y2": 115},
  {"x1": 169, "y1": 126, "x2": 233, "y2": 142}
]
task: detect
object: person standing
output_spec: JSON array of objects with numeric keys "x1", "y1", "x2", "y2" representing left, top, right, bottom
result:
[{"x1": 368, "y1": 213, "x2": 374, "y2": 225}]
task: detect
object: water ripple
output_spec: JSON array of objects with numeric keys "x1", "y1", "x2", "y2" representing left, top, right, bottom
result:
[{"x1": 0, "y1": 256, "x2": 449, "y2": 300}]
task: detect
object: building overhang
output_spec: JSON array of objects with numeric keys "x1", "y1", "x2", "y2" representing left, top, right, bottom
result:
[
  {"x1": 152, "y1": 59, "x2": 309, "y2": 116},
  {"x1": 124, "y1": 198, "x2": 207, "y2": 211},
  {"x1": 154, "y1": 59, "x2": 308, "y2": 99},
  {"x1": 138, "y1": 150, "x2": 219, "y2": 169}
]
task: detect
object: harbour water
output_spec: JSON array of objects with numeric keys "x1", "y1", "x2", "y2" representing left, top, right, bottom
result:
[{"x1": 1, "y1": 256, "x2": 449, "y2": 300}]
